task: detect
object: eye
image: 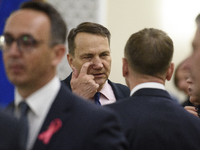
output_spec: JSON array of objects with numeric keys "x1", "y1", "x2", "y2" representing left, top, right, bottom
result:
[
  {"x1": 4, "y1": 35, "x2": 14, "y2": 46},
  {"x1": 100, "y1": 52, "x2": 110, "y2": 57},
  {"x1": 83, "y1": 56, "x2": 91, "y2": 59},
  {"x1": 81, "y1": 54, "x2": 93, "y2": 59},
  {"x1": 19, "y1": 35, "x2": 36, "y2": 49}
]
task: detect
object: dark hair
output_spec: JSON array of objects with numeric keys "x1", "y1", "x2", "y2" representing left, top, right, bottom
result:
[
  {"x1": 21, "y1": 1, "x2": 67, "y2": 47},
  {"x1": 124, "y1": 28, "x2": 174, "y2": 76},
  {"x1": 68, "y1": 22, "x2": 111, "y2": 56}
]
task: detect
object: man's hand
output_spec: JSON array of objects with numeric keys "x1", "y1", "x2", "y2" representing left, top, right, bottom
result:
[
  {"x1": 70, "y1": 62, "x2": 99, "y2": 99},
  {"x1": 184, "y1": 106, "x2": 199, "y2": 117}
]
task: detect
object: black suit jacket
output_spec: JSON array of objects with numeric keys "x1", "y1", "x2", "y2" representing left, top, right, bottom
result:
[
  {"x1": 7, "y1": 83, "x2": 128, "y2": 150},
  {"x1": 62, "y1": 73, "x2": 130, "y2": 100},
  {"x1": 0, "y1": 110, "x2": 22, "y2": 150},
  {"x1": 106, "y1": 88, "x2": 200, "y2": 150}
]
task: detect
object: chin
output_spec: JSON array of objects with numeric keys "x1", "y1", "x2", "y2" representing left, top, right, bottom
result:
[{"x1": 95, "y1": 79, "x2": 106, "y2": 87}]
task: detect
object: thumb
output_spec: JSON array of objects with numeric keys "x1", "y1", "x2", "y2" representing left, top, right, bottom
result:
[{"x1": 71, "y1": 67, "x2": 78, "y2": 79}]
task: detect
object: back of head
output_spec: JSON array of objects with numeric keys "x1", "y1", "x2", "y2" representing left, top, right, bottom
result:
[
  {"x1": 68, "y1": 22, "x2": 111, "y2": 56},
  {"x1": 20, "y1": 1, "x2": 67, "y2": 47},
  {"x1": 124, "y1": 28, "x2": 173, "y2": 76}
]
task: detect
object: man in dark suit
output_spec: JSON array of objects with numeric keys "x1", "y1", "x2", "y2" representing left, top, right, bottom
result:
[
  {"x1": 0, "y1": 110, "x2": 23, "y2": 150},
  {"x1": 2, "y1": 1, "x2": 128, "y2": 150},
  {"x1": 62, "y1": 22, "x2": 130, "y2": 105},
  {"x1": 106, "y1": 28, "x2": 200, "y2": 149}
]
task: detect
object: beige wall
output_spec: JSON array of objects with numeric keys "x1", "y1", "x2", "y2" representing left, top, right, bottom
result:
[{"x1": 105, "y1": 0, "x2": 200, "y2": 103}]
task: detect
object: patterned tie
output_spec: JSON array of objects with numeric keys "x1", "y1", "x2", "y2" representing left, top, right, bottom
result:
[
  {"x1": 94, "y1": 92, "x2": 101, "y2": 105},
  {"x1": 19, "y1": 101, "x2": 29, "y2": 149}
]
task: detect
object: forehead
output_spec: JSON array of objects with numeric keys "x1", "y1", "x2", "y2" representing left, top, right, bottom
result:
[
  {"x1": 74, "y1": 32, "x2": 110, "y2": 52},
  {"x1": 4, "y1": 9, "x2": 50, "y2": 38}
]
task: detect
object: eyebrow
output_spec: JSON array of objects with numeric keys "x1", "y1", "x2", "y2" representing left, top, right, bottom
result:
[{"x1": 3, "y1": 32, "x2": 33, "y2": 38}]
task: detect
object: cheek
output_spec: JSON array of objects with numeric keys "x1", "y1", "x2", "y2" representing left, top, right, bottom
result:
[
  {"x1": 72, "y1": 60, "x2": 84, "y2": 74},
  {"x1": 103, "y1": 59, "x2": 111, "y2": 71},
  {"x1": 192, "y1": 52, "x2": 200, "y2": 70}
]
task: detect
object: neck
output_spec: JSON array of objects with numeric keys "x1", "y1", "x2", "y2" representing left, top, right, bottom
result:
[
  {"x1": 17, "y1": 74, "x2": 55, "y2": 98},
  {"x1": 128, "y1": 73, "x2": 165, "y2": 91}
]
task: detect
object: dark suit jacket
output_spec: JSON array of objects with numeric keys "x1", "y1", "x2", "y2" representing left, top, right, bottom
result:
[
  {"x1": 62, "y1": 73, "x2": 130, "y2": 100},
  {"x1": 106, "y1": 88, "x2": 200, "y2": 150},
  {"x1": 7, "y1": 83, "x2": 128, "y2": 150},
  {"x1": 0, "y1": 110, "x2": 22, "y2": 150}
]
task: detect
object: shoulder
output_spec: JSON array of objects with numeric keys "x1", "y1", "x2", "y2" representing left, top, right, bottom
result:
[
  {"x1": 61, "y1": 73, "x2": 72, "y2": 90},
  {"x1": 53, "y1": 84, "x2": 128, "y2": 149},
  {"x1": 108, "y1": 80, "x2": 129, "y2": 90},
  {"x1": 108, "y1": 80, "x2": 130, "y2": 99}
]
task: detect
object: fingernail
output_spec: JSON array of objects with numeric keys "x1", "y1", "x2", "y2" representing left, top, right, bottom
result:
[{"x1": 195, "y1": 107, "x2": 198, "y2": 111}]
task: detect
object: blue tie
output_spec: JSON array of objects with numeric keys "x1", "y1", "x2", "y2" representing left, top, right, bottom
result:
[
  {"x1": 94, "y1": 92, "x2": 101, "y2": 105},
  {"x1": 19, "y1": 101, "x2": 29, "y2": 149}
]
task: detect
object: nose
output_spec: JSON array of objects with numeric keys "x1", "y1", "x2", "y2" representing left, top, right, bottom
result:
[
  {"x1": 92, "y1": 56, "x2": 103, "y2": 69},
  {"x1": 186, "y1": 77, "x2": 192, "y2": 84},
  {"x1": 5, "y1": 41, "x2": 21, "y2": 56}
]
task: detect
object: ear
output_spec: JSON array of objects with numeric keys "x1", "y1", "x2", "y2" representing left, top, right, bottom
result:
[
  {"x1": 122, "y1": 58, "x2": 129, "y2": 77},
  {"x1": 67, "y1": 53, "x2": 74, "y2": 69},
  {"x1": 52, "y1": 44, "x2": 66, "y2": 66},
  {"x1": 166, "y1": 63, "x2": 174, "y2": 81}
]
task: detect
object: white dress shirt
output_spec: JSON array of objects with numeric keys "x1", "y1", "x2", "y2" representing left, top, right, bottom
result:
[
  {"x1": 15, "y1": 76, "x2": 61, "y2": 150},
  {"x1": 130, "y1": 82, "x2": 165, "y2": 96}
]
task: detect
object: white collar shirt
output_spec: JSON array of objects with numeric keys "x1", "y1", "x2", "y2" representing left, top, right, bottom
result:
[
  {"x1": 15, "y1": 76, "x2": 61, "y2": 150},
  {"x1": 130, "y1": 82, "x2": 165, "y2": 96}
]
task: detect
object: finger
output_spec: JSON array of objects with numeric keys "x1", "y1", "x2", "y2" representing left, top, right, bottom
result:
[
  {"x1": 71, "y1": 67, "x2": 78, "y2": 79},
  {"x1": 184, "y1": 106, "x2": 197, "y2": 111},
  {"x1": 187, "y1": 110, "x2": 199, "y2": 117},
  {"x1": 79, "y1": 62, "x2": 93, "y2": 76}
]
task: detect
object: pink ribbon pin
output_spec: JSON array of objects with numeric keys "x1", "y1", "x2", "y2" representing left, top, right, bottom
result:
[{"x1": 38, "y1": 118, "x2": 62, "y2": 144}]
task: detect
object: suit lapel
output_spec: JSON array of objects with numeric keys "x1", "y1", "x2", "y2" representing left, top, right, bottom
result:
[
  {"x1": 108, "y1": 80, "x2": 127, "y2": 100},
  {"x1": 4, "y1": 102, "x2": 15, "y2": 114},
  {"x1": 61, "y1": 73, "x2": 72, "y2": 90},
  {"x1": 32, "y1": 83, "x2": 71, "y2": 150}
]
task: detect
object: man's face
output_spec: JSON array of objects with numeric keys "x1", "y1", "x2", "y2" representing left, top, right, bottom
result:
[
  {"x1": 3, "y1": 9, "x2": 55, "y2": 89},
  {"x1": 187, "y1": 77, "x2": 200, "y2": 104},
  {"x1": 186, "y1": 28, "x2": 200, "y2": 99},
  {"x1": 176, "y1": 67, "x2": 189, "y2": 95},
  {"x1": 68, "y1": 32, "x2": 111, "y2": 90}
]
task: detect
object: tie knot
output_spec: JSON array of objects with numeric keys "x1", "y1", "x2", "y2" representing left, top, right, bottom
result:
[
  {"x1": 94, "y1": 92, "x2": 101, "y2": 105},
  {"x1": 19, "y1": 101, "x2": 29, "y2": 116}
]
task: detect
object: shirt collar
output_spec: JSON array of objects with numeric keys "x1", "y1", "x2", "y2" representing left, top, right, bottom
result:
[
  {"x1": 15, "y1": 76, "x2": 61, "y2": 116},
  {"x1": 99, "y1": 80, "x2": 112, "y2": 100},
  {"x1": 130, "y1": 82, "x2": 165, "y2": 96}
]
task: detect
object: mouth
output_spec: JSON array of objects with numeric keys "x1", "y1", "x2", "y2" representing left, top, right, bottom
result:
[
  {"x1": 92, "y1": 73, "x2": 104, "y2": 78},
  {"x1": 188, "y1": 87, "x2": 193, "y2": 95},
  {"x1": 9, "y1": 64, "x2": 24, "y2": 74}
]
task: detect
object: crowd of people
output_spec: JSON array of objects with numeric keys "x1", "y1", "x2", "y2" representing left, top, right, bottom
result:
[{"x1": 1, "y1": 1, "x2": 200, "y2": 150}]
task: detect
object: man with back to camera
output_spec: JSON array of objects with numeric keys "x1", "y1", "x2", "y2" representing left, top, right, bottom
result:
[
  {"x1": 106, "y1": 28, "x2": 200, "y2": 150},
  {"x1": 2, "y1": 1, "x2": 128, "y2": 150},
  {"x1": 62, "y1": 22, "x2": 130, "y2": 105}
]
